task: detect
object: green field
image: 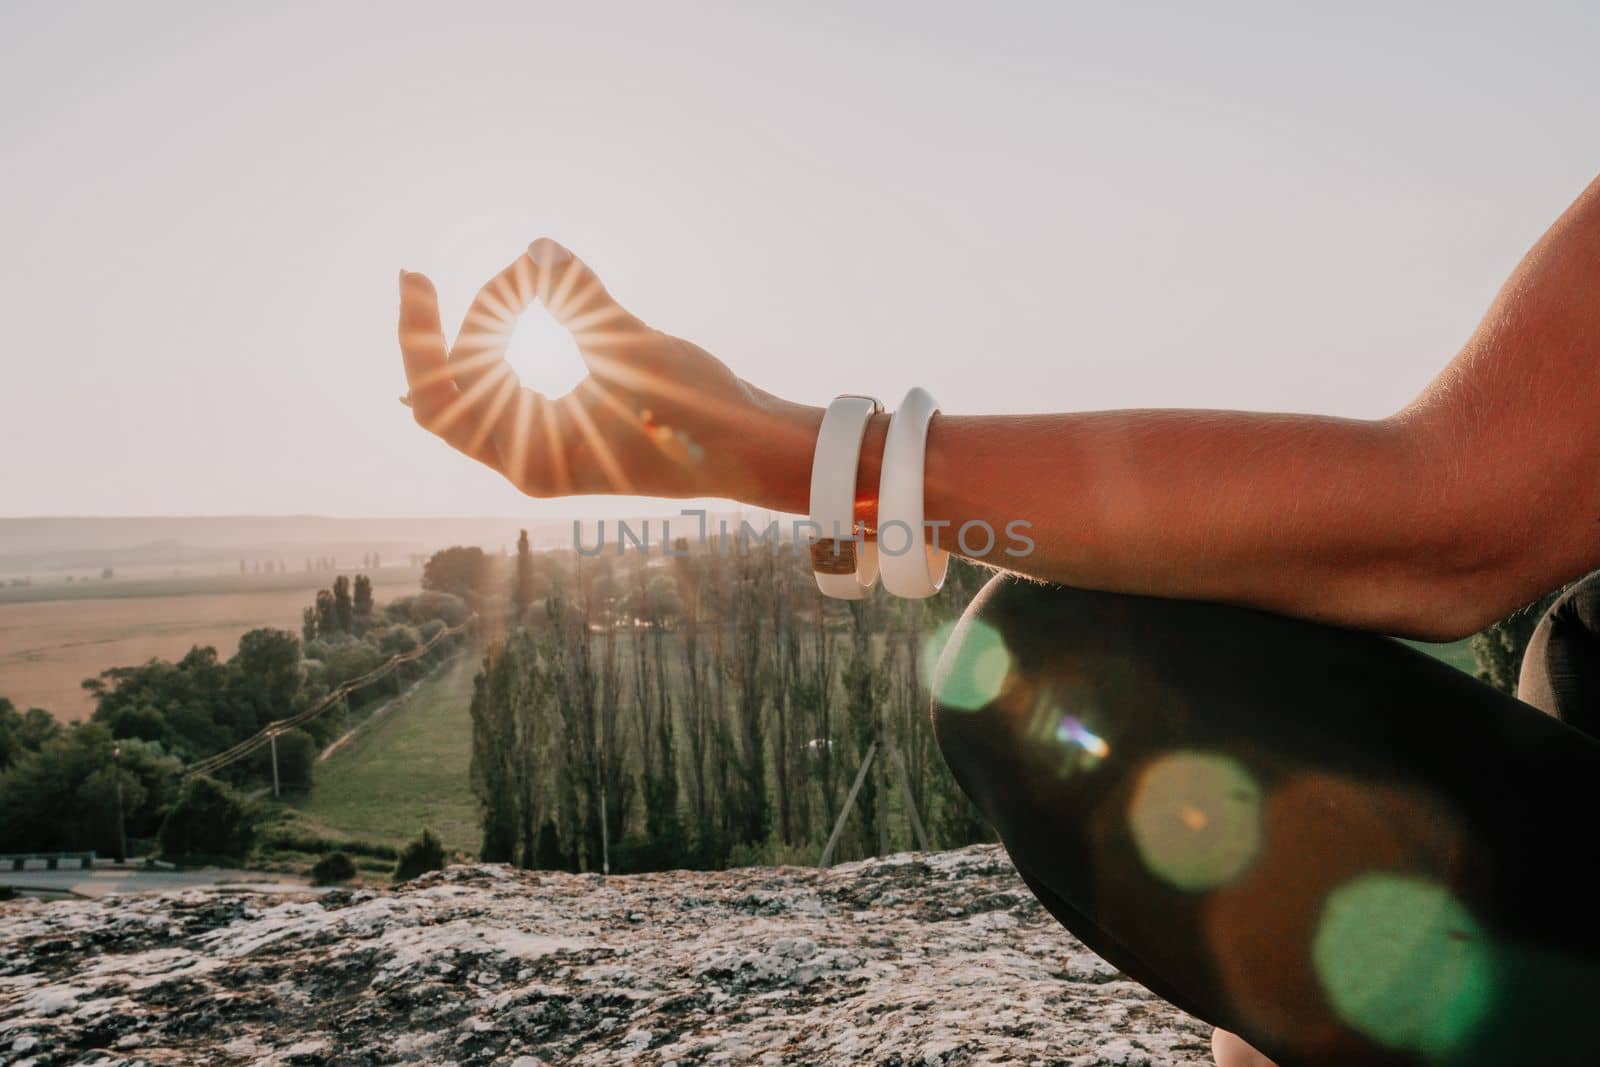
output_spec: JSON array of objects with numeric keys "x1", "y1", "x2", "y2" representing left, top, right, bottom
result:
[
  {"x1": 1404, "y1": 636, "x2": 1478, "y2": 676},
  {"x1": 289, "y1": 654, "x2": 482, "y2": 856}
]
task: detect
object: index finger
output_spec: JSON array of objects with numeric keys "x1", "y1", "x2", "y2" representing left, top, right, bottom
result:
[
  {"x1": 399, "y1": 270, "x2": 455, "y2": 424},
  {"x1": 451, "y1": 253, "x2": 537, "y2": 393}
]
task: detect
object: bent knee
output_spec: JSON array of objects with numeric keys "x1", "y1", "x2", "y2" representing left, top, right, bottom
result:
[{"x1": 928, "y1": 576, "x2": 1134, "y2": 818}]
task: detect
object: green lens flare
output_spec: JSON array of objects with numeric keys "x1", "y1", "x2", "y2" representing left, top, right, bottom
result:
[
  {"x1": 1312, "y1": 874, "x2": 1495, "y2": 1057},
  {"x1": 926, "y1": 618, "x2": 1012, "y2": 711},
  {"x1": 1127, "y1": 751, "x2": 1262, "y2": 891}
]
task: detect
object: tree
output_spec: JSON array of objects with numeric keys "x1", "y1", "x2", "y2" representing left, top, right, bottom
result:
[
  {"x1": 423, "y1": 546, "x2": 489, "y2": 600},
  {"x1": 0, "y1": 725, "x2": 178, "y2": 854},
  {"x1": 107, "y1": 704, "x2": 165, "y2": 743},
  {"x1": 353, "y1": 573, "x2": 374, "y2": 624},
  {"x1": 394, "y1": 827, "x2": 447, "y2": 881},
  {"x1": 231, "y1": 628, "x2": 302, "y2": 732},
  {"x1": 86, "y1": 646, "x2": 232, "y2": 760},
  {"x1": 840, "y1": 599, "x2": 888, "y2": 858},
  {"x1": 315, "y1": 589, "x2": 338, "y2": 638},
  {"x1": 386, "y1": 591, "x2": 469, "y2": 627},
  {"x1": 512, "y1": 530, "x2": 536, "y2": 627},
  {"x1": 0, "y1": 698, "x2": 15, "y2": 771},
  {"x1": 534, "y1": 818, "x2": 569, "y2": 870},
  {"x1": 158, "y1": 775, "x2": 255, "y2": 860},
  {"x1": 725, "y1": 552, "x2": 771, "y2": 851},
  {"x1": 333, "y1": 575, "x2": 354, "y2": 634},
  {"x1": 470, "y1": 641, "x2": 521, "y2": 863},
  {"x1": 268, "y1": 728, "x2": 317, "y2": 791},
  {"x1": 0, "y1": 697, "x2": 57, "y2": 771},
  {"x1": 379, "y1": 625, "x2": 420, "y2": 658},
  {"x1": 672, "y1": 545, "x2": 716, "y2": 853},
  {"x1": 545, "y1": 569, "x2": 632, "y2": 873},
  {"x1": 312, "y1": 851, "x2": 356, "y2": 885},
  {"x1": 631, "y1": 561, "x2": 682, "y2": 865},
  {"x1": 1472, "y1": 588, "x2": 1565, "y2": 694},
  {"x1": 301, "y1": 606, "x2": 317, "y2": 645}
]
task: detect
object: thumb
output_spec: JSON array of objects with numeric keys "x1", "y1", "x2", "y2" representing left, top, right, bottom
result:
[{"x1": 526, "y1": 238, "x2": 645, "y2": 344}]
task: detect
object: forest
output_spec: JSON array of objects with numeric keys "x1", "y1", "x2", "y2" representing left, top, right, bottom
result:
[{"x1": 463, "y1": 529, "x2": 996, "y2": 874}]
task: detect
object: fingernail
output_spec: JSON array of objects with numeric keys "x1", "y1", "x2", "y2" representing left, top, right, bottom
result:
[
  {"x1": 526, "y1": 239, "x2": 572, "y2": 268},
  {"x1": 398, "y1": 269, "x2": 407, "y2": 294}
]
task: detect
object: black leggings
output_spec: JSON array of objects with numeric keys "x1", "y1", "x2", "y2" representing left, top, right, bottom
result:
[{"x1": 932, "y1": 574, "x2": 1600, "y2": 1067}]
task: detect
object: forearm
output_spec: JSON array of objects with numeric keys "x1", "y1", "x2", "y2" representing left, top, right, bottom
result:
[
  {"x1": 919, "y1": 410, "x2": 1466, "y2": 635},
  {"x1": 832, "y1": 407, "x2": 1478, "y2": 634},
  {"x1": 750, "y1": 399, "x2": 1483, "y2": 637}
]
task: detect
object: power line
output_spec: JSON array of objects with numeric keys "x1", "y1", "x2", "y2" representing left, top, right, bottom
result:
[{"x1": 182, "y1": 616, "x2": 475, "y2": 779}]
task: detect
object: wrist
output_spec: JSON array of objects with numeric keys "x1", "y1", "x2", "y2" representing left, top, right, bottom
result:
[
  {"x1": 852, "y1": 412, "x2": 889, "y2": 533},
  {"x1": 726, "y1": 389, "x2": 824, "y2": 514}
]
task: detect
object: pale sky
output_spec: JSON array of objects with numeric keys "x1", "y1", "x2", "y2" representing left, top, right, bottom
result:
[{"x1": 2, "y1": 1, "x2": 1596, "y2": 519}]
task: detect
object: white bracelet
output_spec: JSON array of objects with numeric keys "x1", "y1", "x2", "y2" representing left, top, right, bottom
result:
[
  {"x1": 877, "y1": 386, "x2": 950, "y2": 599},
  {"x1": 808, "y1": 394, "x2": 883, "y2": 599}
]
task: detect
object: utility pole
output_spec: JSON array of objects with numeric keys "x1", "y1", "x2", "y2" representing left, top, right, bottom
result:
[
  {"x1": 112, "y1": 744, "x2": 127, "y2": 864},
  {"x1": 818, "y1": 742, "x2": 930, "y2": 868},
  {"x1": 891, "y1": 746, "x2": 932, "y2": 852},
  {"x1": 877, "y1": 702, "x2": 889, "y2": 858},
  {"x1": 819, "y1": 741, "x2": 877, "y2": 869},
  {"x1": 269, "y1": 731, "x2": 281, "y2": 798}
]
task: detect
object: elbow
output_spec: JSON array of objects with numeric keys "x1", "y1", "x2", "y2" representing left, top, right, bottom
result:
[
  {"x1": 1348, "y1": 412, "x2": 1586, "y2": 642},
  {"x1": 1380, "y1": 582, "x2": 1509, "y2": 643},
  {"x1": 1336, "y1": 564, "x2": 1527, "y2": 643},
  {"x1": 1351, "y1": 516, "x2": 1571, "y2": 643}
]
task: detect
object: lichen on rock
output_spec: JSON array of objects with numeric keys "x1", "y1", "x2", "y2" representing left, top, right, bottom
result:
[{"x1": 0, "y1": 845, "x2": 1210, "y2": 1065}]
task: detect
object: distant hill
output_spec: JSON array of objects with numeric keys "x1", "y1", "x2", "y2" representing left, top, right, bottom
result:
[
  {"x1": 0, "y1": 516, "x2": 572, "y2": 575},
  {"x1": 0, "y1": 511, "x2": 774, "y2": 588},
  {"x1": 0, "y1": 513, "x2": 756, "y2": 581}
]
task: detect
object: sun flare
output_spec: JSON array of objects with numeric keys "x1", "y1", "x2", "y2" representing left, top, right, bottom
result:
[{"x1": 503, "y1": 301, "x2": 589, "y2": 400}]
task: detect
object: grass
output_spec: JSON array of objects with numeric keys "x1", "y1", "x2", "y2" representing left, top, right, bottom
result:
[
  {"x1": 1402, "y1": 636, "x2": 1478, "y2": 676},
  {"x1": 289, "y1": 653, "x2": 482, "y2": 857}
]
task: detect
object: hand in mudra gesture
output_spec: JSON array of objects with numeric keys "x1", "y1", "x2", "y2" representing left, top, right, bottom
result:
[{"x1": 399, "y1": 239, "x2": 819, "y2": 512}]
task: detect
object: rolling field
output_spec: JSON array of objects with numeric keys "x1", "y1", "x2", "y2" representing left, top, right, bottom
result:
[
  {"x1": 0, "y1": 570, "x2": 422, "y2": 721},
  {"x1": 0, "y1": 588, "x2": 323, "y2": 721},
  {"x1": 291, "y1": 655, "x2": 481, "y2": 856}
]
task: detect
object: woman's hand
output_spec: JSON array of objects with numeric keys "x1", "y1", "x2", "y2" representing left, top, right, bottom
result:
[{"x1": 399, "y1": 238, "x2": 821, "y2": 513}]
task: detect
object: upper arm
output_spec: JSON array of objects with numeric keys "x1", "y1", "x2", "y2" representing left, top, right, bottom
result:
[{"x1": 1394, "y1": 173, "x2": 1600, "y2": 633}]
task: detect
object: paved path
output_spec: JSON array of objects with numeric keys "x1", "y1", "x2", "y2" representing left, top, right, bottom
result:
[{"x1": 1, "y1": 867, "x2": 319, "y2": 899}]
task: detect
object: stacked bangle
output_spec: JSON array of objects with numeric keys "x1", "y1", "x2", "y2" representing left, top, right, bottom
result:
[
  {"x1": 876, "y1": 386, "x2": 949, "y2": 598},
  {"x1": 807, "y1": 394, "x2": 883, "y2": 599}
]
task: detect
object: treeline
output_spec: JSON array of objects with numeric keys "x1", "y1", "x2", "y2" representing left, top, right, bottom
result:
[
  {"x1": 0, "y1": 579, "x2": 465, "y2": 857},
  {"x1": 466, "y1": 531, "x2": 995, "y2": 874}
]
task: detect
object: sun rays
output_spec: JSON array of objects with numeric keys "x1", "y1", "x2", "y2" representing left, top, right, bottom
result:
[{"x1": 404, "y1": 241, "x2": 742, "y2": 498}]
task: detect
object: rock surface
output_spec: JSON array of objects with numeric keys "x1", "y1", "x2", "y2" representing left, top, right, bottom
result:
[{"x1": 0, "y1": 846, "x2": 1211, "y2": 1065}]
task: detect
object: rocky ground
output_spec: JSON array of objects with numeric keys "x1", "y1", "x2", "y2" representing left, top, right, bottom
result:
[{"x1": 0, "y1": 845, "x2": 1212, "y2": 1066}]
